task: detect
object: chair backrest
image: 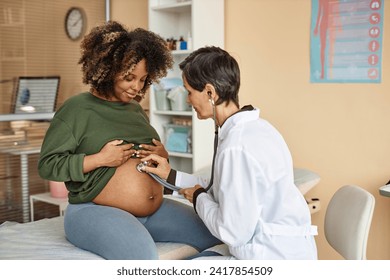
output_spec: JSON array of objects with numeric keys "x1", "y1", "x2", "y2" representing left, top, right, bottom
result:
[{"x1": 324, "y1": 185, "x2": 375, "y2": 260}]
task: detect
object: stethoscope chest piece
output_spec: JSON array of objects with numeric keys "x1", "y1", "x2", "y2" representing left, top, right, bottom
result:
[{"x1": 136, "y1": 161, "x2": 149, "y2": 173}]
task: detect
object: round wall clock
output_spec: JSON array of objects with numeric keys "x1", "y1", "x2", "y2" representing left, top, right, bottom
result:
[{"x1": 65, "y1": 7, "x2": 86, "y2": 41}]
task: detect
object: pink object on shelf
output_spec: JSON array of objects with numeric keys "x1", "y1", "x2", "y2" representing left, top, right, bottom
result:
[{"x1": 49, "y1": 181, "x2": 68, "y2": 198}]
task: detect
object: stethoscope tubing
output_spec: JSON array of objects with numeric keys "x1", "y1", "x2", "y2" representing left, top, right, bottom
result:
[
  {"x1": 148, "y1": 172, "x2": 182, "y2": 192},
  {"x1": 136, "y1": 161, "x2": 182, "y2": 192},
  {"x1": 136, "y1": 100, "x2": 218, "y2": 193}
]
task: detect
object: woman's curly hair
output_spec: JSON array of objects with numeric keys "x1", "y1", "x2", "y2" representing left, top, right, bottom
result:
[{"x1": 79, "y1": 21, "x2": 173, "y2": 101}]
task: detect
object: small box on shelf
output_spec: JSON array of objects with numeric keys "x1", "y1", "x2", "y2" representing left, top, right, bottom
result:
[
  {"x1": 154, "y1": 90, "x2": 171, "y2": 111},
  {"x1": 154, "y1": 77, "x2": 191, "y2": 112},
  {"x1": 164, "y1": 124, "x2": 192, "y2": 153}
]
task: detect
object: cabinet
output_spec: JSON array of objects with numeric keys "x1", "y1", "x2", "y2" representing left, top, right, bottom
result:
[
  {"x1": 148, "y1": 0, "x2": 224, "y2": 173},
  {"x1": 0, "y1": 0, "x2": 26, "y2": 115}
]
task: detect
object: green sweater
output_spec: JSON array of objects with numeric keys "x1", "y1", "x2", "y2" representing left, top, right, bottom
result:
[{"x1": 38, "y1": 92, "x2": 160, "y2": 204}]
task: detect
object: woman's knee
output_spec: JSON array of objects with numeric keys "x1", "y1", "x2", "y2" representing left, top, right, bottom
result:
[
  {"x1": 64, "y1": 203, "x2": 158, "y2": 259},
  {"x1": 146, "y1": 199, "x2": 221, "y2": 251}
]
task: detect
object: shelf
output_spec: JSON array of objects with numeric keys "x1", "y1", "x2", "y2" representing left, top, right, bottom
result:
[
  {"x1": 169, "y1": 151, "x2": 193, "y2": 158},
  {"x1": 154, "y1": 110, "x2": 192, "y2": 116},
  {"x1": 172, "y1": 49, "x2": 192, "y2": 55},
  {"x1": 149, "y1": 0, "x2": 224, "y2": 173},
  {"x1": 151, "y1": 1, "x2": 192, "y2": 13},
  {"x1": 0, "y1": 113, "x2": 54, "y2": 122}
]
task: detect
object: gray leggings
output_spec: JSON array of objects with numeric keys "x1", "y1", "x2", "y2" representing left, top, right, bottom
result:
[{"x1": 64, "y1": 198, "x2": 221, "y2": 259}]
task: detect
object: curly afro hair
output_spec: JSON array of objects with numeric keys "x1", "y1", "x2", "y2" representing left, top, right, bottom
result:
[{"x1": 78, "y1": 21, "x2": 173, "y2": 101}]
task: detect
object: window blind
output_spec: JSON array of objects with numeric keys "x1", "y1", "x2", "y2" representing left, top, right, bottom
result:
[{"x1": 0, "y1": 0, "x2": 105, "y2": 223}]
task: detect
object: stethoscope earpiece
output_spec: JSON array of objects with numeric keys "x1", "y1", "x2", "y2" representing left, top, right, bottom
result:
[{"x1": 208, "y1": 91, "x2": 215, "y2": 106}]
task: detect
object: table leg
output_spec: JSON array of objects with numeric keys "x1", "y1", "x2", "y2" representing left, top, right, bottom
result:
[
  {"x1": 5, "y1": 154, "x2": 12, "y2": 204},
  {"x1": 59, "y1": 204, "x2": 65, "y2": 216},
  {"x1": 20, "y1": 154, "x2": 29, "y2": 223},
  {"x1": 30, "y1": 196, "x2": 34, "y2": 221}
]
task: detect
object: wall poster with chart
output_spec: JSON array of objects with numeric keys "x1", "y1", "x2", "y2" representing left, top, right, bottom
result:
[{"x1": 310, "y1": 0, "x2": 384, "y2": 83}]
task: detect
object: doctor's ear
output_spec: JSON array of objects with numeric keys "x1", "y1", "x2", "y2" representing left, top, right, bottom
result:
[{"x1": 205, "y1": 84, "x2": 217, "y2": 100}]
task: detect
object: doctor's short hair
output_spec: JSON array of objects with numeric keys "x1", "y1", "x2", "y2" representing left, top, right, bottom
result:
[{"x1": 179, "y1": 46, "x2": 240, "y2": 107}]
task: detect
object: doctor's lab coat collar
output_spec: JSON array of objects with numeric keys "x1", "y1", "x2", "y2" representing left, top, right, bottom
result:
[{"x1": 218, "y1": 106, "x2": 259, "y2": 140}]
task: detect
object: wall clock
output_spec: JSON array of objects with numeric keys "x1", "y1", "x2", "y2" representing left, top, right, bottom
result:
[{"x1": 65, "y1": 7, "x2": 86, "y2": 41}]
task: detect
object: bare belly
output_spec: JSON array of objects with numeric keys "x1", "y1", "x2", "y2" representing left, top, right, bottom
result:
[{"x1": 93, "y1": 158, "x2": 163, "y2": 217}]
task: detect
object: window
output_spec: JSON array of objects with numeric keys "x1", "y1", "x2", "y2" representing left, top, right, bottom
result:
[{"x1": 0, "y1": 0, "x2": 105, "y2": 223}]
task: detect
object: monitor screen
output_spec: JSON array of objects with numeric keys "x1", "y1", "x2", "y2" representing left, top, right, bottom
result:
[{"x1": 11, "y1": 76, "x2": 60, "y2": 114}]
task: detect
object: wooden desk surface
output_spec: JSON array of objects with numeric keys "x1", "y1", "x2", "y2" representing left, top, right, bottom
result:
[{"x1": 0, "y1": 139, "x2": 42, "y2": 155}]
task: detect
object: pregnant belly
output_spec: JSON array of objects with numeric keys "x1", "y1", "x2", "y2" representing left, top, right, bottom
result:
[{"x1": 93, "y1": 158, "x2": 163, "y2": 217}]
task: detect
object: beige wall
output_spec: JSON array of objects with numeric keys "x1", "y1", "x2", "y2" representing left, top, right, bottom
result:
[
  {"x1": 112, "y1": 0, "x2": 390, "y2": 259},
  {"x1": 111, "y1": 0, "x2": 148, "y2": 29},
  {"x1": 111, "y1": 0, "x2": 150, "y2": 110},
  {"x1": 53, "y1": 0, "x2": 106, "y2": 107},
  {"x1": 225, "y1": 0, "x2": 390, "y2": 260}
]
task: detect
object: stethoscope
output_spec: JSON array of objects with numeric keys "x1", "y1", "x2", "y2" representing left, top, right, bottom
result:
[{"x1": 136, "y1": 94, "x2": 218, "y2": 192}]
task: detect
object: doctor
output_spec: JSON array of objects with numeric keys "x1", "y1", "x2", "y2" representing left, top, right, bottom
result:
[{"x1": 141, "y1": 46, "x2": 318, "y2": 260}]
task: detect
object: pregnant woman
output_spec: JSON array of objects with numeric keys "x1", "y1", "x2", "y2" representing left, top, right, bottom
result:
[{"x1": 38, "y1": 21, "x2": 220, "y2": 259}]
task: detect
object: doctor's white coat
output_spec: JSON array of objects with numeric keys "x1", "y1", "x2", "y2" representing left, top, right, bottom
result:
[{"x1": 175, "y1": 108, "x2": 318, "y2": 260}]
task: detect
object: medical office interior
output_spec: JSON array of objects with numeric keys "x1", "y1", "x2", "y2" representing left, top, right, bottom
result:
[{"x1": 0, "y1": 0, "x2": 389, "y2": 260}]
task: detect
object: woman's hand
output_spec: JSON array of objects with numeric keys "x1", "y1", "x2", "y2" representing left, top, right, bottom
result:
[
  {"x1": 140, "y1": 154, "x2": 171, "y2": 180},
  {"x1": 137, "y1": 139, "x2": 169, "y2": 159},
  {"x1": 99, "y1": 140, "x2": 136, "y2": 166},
  {"x1": 179, "y1": 185, "x2": 204, "y2": 203},
  {"x1": 83, "y1": 140, "x2": 135, "y2": 173}
]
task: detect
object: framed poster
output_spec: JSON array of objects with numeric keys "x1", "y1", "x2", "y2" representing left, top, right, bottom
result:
[{"x1": 310, "y1": 0, "x2": 384, "y2": 83}]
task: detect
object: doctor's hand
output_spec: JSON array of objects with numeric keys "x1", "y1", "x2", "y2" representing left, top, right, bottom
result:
[
  {"x1": 136, "y1": 139, "x2": 169, "y2": 159},
  {"x1": 140, "y1": 154, "x2": 171, "y2": 180},
  {"x1": 179, "y1": 185, "x2": 203, "y2": 203}
]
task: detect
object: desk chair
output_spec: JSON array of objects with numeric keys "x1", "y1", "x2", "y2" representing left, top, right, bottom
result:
[{"x1": 324, "y1": 185, "x2": 375, "y2": 260}]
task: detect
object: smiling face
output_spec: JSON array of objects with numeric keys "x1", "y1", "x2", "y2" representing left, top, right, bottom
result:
[
  {"x1": 112, "y1": 59, "x2": 148, "y2": 102},
  {"x1": 183, "y1": 77, "x2": 213, "y2": 120}
]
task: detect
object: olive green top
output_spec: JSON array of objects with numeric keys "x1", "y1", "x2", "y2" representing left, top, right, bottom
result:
[{"x1": 38, "y1": 92, "x2": 160, "y2": 204}]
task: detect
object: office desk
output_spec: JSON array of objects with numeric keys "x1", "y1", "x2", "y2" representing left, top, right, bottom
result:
[{"x1": 0, "y1": 140, "x2": 42, "y2": 222}]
